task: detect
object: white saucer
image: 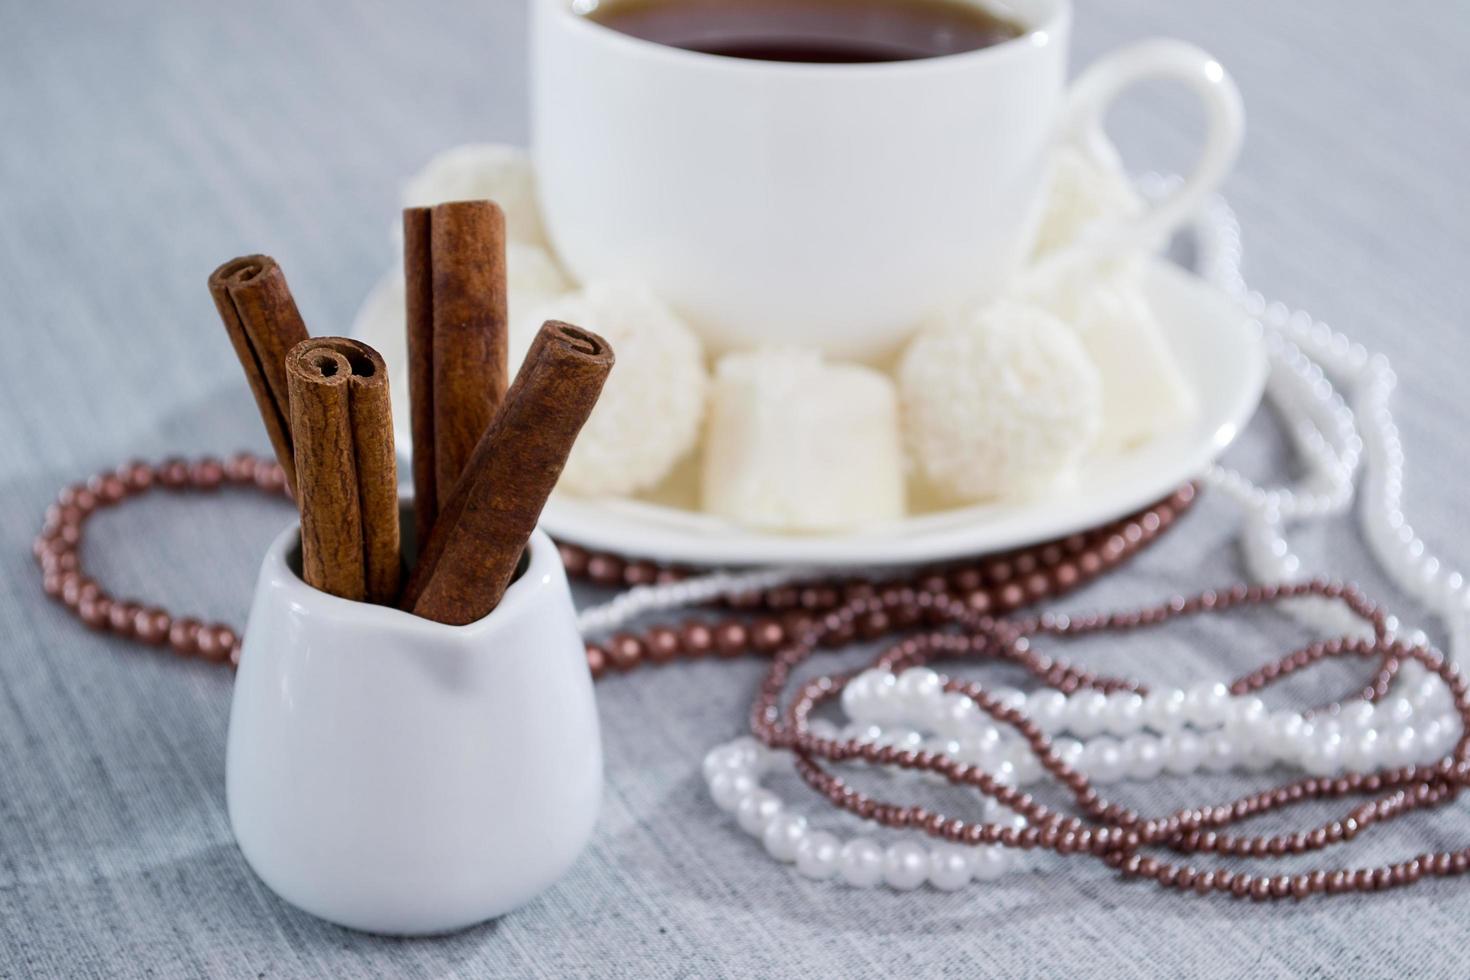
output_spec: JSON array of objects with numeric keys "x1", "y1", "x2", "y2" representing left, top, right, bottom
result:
[{"x1": 352, "y1": 257, "x2": 1265, "y2": 568}]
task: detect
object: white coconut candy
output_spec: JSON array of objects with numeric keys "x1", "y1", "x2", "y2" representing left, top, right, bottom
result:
[
  {"x1": 401, "y1": 143, "x2": 550, "y2": 248},
  {"x1": 899, "y1": 300, "x2": 1101, "y2": 503},
  {"x1": 507, "y1": 241, "x2": 573, "y2": 348},
  {"x1": 525, "y1": 281, "x2": 707, "y2": 498},
  {"x1": 702, "y1": 349, "x2": 905, "y2": 533}
]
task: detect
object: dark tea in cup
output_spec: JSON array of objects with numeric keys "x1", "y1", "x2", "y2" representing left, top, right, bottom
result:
[{"x1": 583, "y1": 0, "x2": 1026, "y2": 64}]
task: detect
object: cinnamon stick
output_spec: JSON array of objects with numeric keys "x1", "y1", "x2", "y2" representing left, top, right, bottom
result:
[
  {"x1": 401, "y1": 320, "x2": 613, "y2": 626},
  {"x1": 208, "y1": 255, "x2": 311, "y2": 495},
  {"x1": 403, "y1": 200, "x2": 509, "y2": 546},
  {"x1": 285, "y1": 337, "x2": 402, "y2": 604}
]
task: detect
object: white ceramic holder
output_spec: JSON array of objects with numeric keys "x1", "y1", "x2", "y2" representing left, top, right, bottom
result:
[{"x1": 225, "y1": 509, "x2": 601, "y2": 935}]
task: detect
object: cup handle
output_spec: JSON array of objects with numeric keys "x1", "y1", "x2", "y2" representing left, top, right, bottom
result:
[{"x1": 1060, "y1": 39, "x2": 1245, "y2": 255}]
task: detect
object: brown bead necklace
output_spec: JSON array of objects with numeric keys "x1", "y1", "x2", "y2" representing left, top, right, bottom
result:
[
  {"x1": 750, "y1": 580, "x2": 1470, "y2": 899},
  {"x1": 32, "y1": 452, "x2": 1193, "y2": 674}
]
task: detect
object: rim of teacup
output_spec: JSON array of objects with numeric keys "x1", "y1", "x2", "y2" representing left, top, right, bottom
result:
[
  {"x1": 259, "y1": 498, "x2": 559, "y2": 636},
  {"x1": 540, "y1": 0, "x2": 1071, "y2": 76}
]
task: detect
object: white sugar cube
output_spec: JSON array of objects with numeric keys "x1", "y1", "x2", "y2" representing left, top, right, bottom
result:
[{"x1": 702, "y1": 349, "x2": 905, "y2": 532}]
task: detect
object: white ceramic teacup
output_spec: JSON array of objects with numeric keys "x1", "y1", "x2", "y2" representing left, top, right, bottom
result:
[
  {"x1": 225, "y1": 510, "x2": 601, "y2": 936},
  {"x1": 532, "y1": 0, "x2": 1243, "y2": 360}
]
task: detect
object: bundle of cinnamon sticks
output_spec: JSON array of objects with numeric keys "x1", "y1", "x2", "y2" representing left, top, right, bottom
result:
[{"x1": 210, "y1": 200, "x2": 613, "y2": 625}]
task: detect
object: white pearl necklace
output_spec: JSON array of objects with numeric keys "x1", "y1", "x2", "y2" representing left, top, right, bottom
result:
[
  {"x1": 840, "y1": 667, "x2": 1459, "y2": 780},
  {"x1": 705, "y1": 666, "x2": 1461, "y2": 891},
  {"x1": 704, "y1": 735, "x2": 1030, "y2": 890},
  {"x1": 576, "y1": 566, "x2": 813, "y2": 636},
  {"x1": 1184, "y1": 183, "x2": 1467, "y2": 661}
]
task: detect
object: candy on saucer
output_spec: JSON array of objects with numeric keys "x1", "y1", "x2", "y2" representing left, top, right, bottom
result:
[
  {"x1": 524, "y1": 281, "x2": 707, "y2": 497},
  {"x1": 702, "y1": 349, "x2": 905, "y2": 532},
  {"x1": 380, "y1": 139, "x2": 1200, "y2": 528},
  {"x1": 1021, "y1": 265, "x2": 1198, "y2": 453},
  {"x1": 508, "y1": 241, "x2": 572, "y2": 342},
  {"x1": 1030, "y1": 144, "x2": 1144, "y2": 261},
  {"x1": 402, "y1": 144, "x2": 550, "y2": 248},
  {"x1": 899, "y1": 300, "x2": 1101, "y2": 502}
]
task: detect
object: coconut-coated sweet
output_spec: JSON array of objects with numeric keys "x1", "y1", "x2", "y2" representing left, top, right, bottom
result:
[
  {"x1": 899, "y1": 300, "x2": 1102, "y2": 502},
  {"x1": 524, "y1": 281, "x2": 707, "y2": 497},
  {"x1": 702, "y1": 349, "x2": 905, "y2": 532},
  {"x1": 507, "y1": 242, "x2": 573, "y2": 349},
  {"x1": 402, "y1": 144, "x2": 550, "y2": 248}
]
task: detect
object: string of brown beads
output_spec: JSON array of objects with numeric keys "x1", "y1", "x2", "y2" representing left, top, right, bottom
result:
[
  {"x1": 570, "y1": 485, "x2": 1196, "y2": 679},
  {"x1": 33, "y1": 453, "x2": 290, "y2": 666},
  {"x1": 35, "y1": 453, "x2": 1196, "y2": 678},
  {"x1": 751, "y1": 579, "x2": 1470, "y2": 901}
]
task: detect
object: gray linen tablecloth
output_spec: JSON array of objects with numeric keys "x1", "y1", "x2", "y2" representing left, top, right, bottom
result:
[{"x1": 2, "y1": 1, "x2": 1468, "y2": 976}]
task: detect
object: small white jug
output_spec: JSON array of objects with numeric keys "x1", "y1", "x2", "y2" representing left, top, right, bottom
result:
[{"x1": 226, "y1": 510, "x2": 601, "y2": 935}]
